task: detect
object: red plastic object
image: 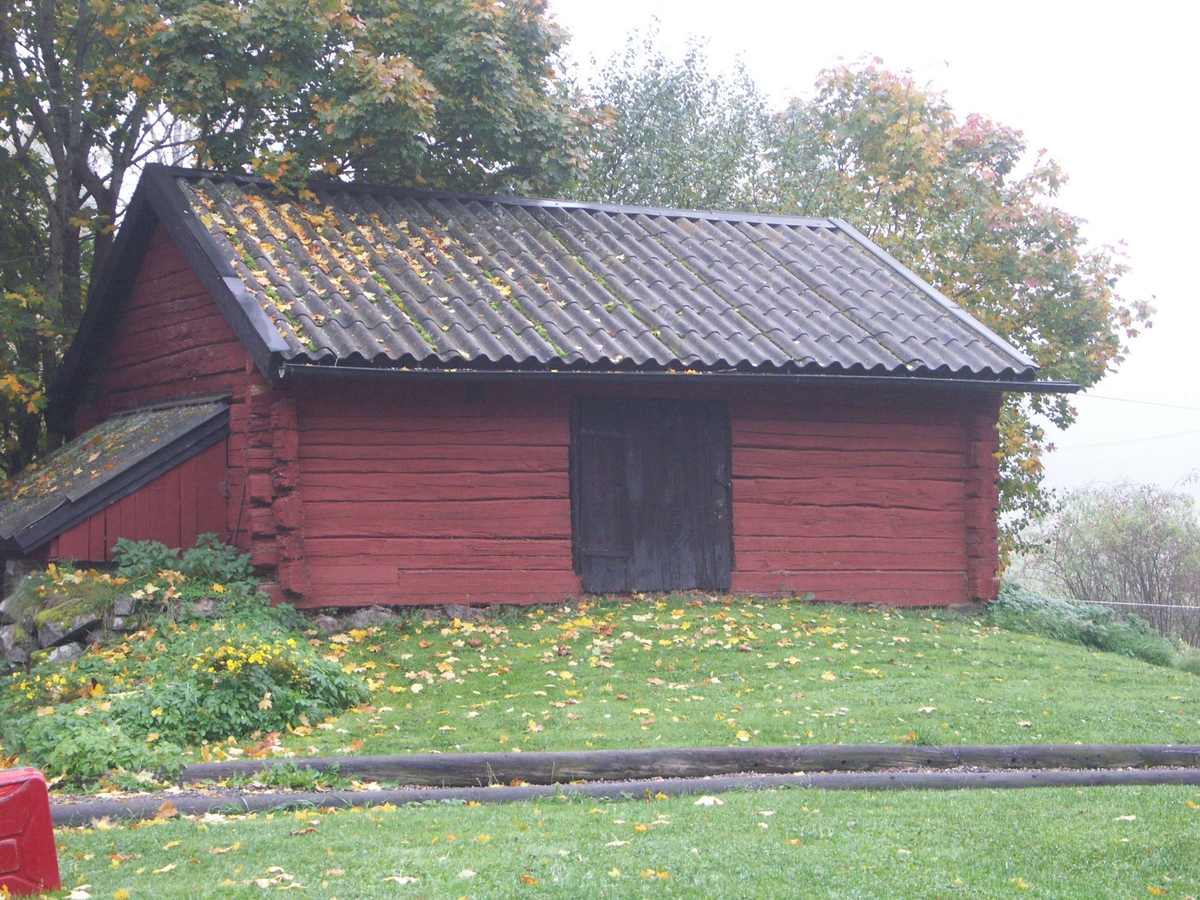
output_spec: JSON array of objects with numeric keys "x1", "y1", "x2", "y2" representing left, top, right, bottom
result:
[{"x1": 0, "y1": 768, "x2": 61, "y2": 895}]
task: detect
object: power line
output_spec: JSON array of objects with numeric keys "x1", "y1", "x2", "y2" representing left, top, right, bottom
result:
[
  {"x1": 1082, "y1": 394, "x2": 1200, "y2": 412},
  {"x1": 1054, "y1": 428, "x2": 1200, "y2": 451}
]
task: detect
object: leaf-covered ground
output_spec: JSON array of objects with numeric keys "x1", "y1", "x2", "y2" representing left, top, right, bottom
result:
[
  {"x1": 55, "y1": 784, "x2": 1200, "y2": 899},
  {"x1": 207, "y1": 597, "x2": 1199, "y2": 766}
]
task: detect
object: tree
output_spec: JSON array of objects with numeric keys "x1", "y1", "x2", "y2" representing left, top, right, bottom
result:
[
  {"x1": 1029, "y1": 482, "x2": 1200, "y2": 645},
  {"x1": 571, "y1": 30, "x2": 770, "y2": 210},
  {"x1": 570, "y1": 46, "x2": 1152, "y2": 549},
  {"x1": 0, "y1": 0, "x2": 582, "y2": 476},
  {"x1": 767, "y1": 62, "x2": 1151, "y2": 541},
  {"x1": 157, "y1": 0, "x2": 585, "y2": 193}
]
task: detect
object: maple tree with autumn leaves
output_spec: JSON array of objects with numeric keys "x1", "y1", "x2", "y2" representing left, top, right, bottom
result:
[{"x1": 1, "y1": 10, "x2": 1149, "y2": 548}]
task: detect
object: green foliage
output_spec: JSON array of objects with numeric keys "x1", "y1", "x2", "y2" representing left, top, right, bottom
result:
[
  {"x1": 250, "y1": 761, "x2": 344, "y2": 792},
  {"x1": 1, "y1": 540, "x2": 366, "y2": 782},
  {"x1": 572, "y1": 30, "x2": 770, "y2": 210},
  {"x1": 2, "y1": 611, "x2": 368, "y2": 781},
  {"x1": 569, "y1": 45, "x2": 1151, "y2": 549},
  {"x1": 987, "y1": 583, "x2": 1177, "y2": 668},
  {"x1": 125, "y1": 633, "x2": 369, "y2": 744},
  {"x1": 112, "y1": 538, "x2": 182, "y2": 579},
  {"x1": 181, "y1": 533, "x2": 256, "y2": 583},
  {"x1": 12, "y1": 703, "x2": 183, "y2": 782},
  {"x1": 113, "y1": 533, "x2": 255, "y2": 585},
  {"x1": 155, "y1": 0, "x2": 584, "y2": 194}
]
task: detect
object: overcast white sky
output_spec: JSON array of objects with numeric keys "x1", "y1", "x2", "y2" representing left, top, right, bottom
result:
[{"x1": 548, "y1": 0, "x2": 1200, "y2": 502}]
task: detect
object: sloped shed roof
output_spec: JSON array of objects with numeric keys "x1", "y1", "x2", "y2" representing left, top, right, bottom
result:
[
  {"x1": 54, "y1": 166, "x2": 1047, "y2": 408},
  {"x1": 0, "y1": 399, "x2": 228, "y2": 554},
  {"x1": 179, "y1": 173, "x2": 1036, "y2": 377}
]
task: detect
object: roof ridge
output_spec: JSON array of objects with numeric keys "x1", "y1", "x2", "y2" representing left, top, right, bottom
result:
[{"x1": 150, "y1": 164, "x2": 843, "y2": 230}]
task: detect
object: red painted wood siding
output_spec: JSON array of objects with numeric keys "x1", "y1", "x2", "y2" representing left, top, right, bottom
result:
[
  {"x1": 46, "y1": 439, "x2": 228, "y2": 562},
  {"x1": 296, "y1": 386, "x2": 581, "y2": 607},
  {"x1": 729, "y1": 392, "x2": 992, "y2": 605},
  {"x1": 292, "y1": 383, "x2": 999, "y2": 608}
]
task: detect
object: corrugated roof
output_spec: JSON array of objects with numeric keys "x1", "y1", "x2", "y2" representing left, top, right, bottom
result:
[
  {"x1": 175, "y1": 172, "x2": 1036, "y2": 379},
  {"x1": 0, "y1": 400, "x2": 228, "y2": 553}
]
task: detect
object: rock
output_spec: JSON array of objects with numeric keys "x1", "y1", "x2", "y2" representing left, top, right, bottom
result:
[
  {"x1": 35, "y1": 618, "x2": 65, "y2": 648},
  {"x1": 190, "y1": 598, "x2": 221, "y2": 618},
  {"x1": 110, "y1": 616, "x2": 136, "y2": 633},
  {"x1": 112, "y1": 594, "x2": 136, "y2": 618},
  {"x1": 311, "y1": 615, "x2": 340, "y2": 635},
  {"x1": 47, "y1": 642, "x2": 84, "y2": 664},
  {"x1": 4, "y1": 645, "x2": 28, "y2": 667},
  {"x1": 347, "y1": 606, "x2": 398, "y2": 628},
  {"x1": 0, "y1": 623, "x2": 19, "y2": 655},
  {"x1": 444, "y1": 604, "x2": 489, "y2": 622},
  {"x1": 0, "y1": 593, "x2": 15, "y2": 626},
  {"x1": 38, "y1": 614, "x2": 102, "y2": 648}
]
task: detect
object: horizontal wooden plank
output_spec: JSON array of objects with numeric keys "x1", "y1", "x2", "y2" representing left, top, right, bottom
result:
[
  {"x1": 733, "y1": 505, "x2": 963, "y2": 539},
  {"x1": 298, "y1": 444, "x2": 566, "y2": 467},
  {"x1": 734, "y1": 432, "x2": 964, "y2": 454},
  {"x1": 731, "y1": 568, "x2": 966, "y2": 592},
  {"x1": 300, "y1": 472, "x2": 569, "y2": 502},
  {"x1": 734, "y1": 477, "x2": 965, "y2": 510},
  {"x1": 300, "y1": 423, "x2": 569, "y2": 447},
  {"x1": 304, "y1": 567, "x2": 581, "y2": 603},
  {"x1": 734, "y1": 447, "x2": 966, "y2": 477},
  {"x1": 109, "y1": 313, "x2": 234, "y2": 350},
  {"x1": 303, "y1": 499, "x2": 572, "y2": 539},
  {"x1": 735, "y1": 549, "x2": 966, "y2": 572},
  {"x1": 734, "y1": 420, "x2": 966, "y2": 442},
  {"x1": 300, "y1": 393, "x2": 571, "y2": 420},
  {"x1": 102, "y1": 345, "x2": 246, "y2": 391},
  {"x1": 732, "y1": 402, "x2": 968, "y2": 426},
  {"x1": 735, "y1": 535, "x2": 964, "y2": 554},
  {"x1": 304, "y1": 536, "x2": 573, "y2": 559}
]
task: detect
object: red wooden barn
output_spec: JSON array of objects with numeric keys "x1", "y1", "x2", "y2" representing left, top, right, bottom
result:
[{"x1": 0, "y1": 165, "x2": 1073, "y2": 608}]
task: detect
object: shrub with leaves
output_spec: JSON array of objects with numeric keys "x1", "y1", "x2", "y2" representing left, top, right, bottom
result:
[
  {"x1": 1023, "y1": 482, "x2": 1200, "y2": 644},
  {"x1": 2, "y1": 614, "x2": 368, "y2": 781},
  {"x1": 988, "y1": 583, "x2": 1178, "y2": 668},
  {"x1": 1, "y1": 539, "x2": 367, "y2": 782}
]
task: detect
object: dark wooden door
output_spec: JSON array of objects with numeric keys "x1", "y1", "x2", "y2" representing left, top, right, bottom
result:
[{"x1": 572, "y1": 399, "x2": 732, "y2": 593}]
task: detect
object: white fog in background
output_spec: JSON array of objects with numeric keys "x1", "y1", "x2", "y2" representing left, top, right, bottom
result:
[{"x1": 548, "y1": 0, "x2": 1200, "y2": 503}]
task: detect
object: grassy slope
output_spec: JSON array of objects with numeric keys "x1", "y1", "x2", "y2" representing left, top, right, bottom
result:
[
  {"x1": 57, "y1": 784, "x2": 1200, "y2": 899},
  {"x1": 227, "y1": 598, "x2": 1200, "y2": 765}
]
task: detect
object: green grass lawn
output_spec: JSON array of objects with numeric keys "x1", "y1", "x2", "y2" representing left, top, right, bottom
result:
[
  {"x1": 56, "y1": 784, "x2": 1200, "y2": 899},
  {"x1": 213, "y1": 597, "x2": 1200, "y2": 767}
]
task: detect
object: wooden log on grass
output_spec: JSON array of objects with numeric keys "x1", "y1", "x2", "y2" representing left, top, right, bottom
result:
[
  {"x1": 179, "y1": 744, "x2": 1200, "y2": 788},
  {"x1": 56, "y1": 766, "x2": 1200, "y2": 827}
]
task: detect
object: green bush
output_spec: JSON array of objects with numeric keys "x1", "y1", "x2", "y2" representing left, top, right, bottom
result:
[
  {"x1": 111, "y1": 538, "x2": 183, "y2": 579},
  {"x1": 2, "y1": 537, "x2": 367, "y2": 783},
  {"x1": 2, "y1": 618, "x2": 368, "y2": 781},
  {"x1": 1023, "y1": 482, "x2": 1200, "y2": 645},
  {"x1": 9, "y1": 701, "x2": 184, "y2": 781},
  {"x1": 989, "y1": 583, "x2": 1178, "y2": 667}
]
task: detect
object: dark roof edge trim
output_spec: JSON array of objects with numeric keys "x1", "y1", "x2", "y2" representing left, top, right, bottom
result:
[
  {"x1": 156, "y1": 164, "x2": 840, "y2": 229},
  {"x1": 280, "y1": 363, "x2": 1078, "y2": 394},
  {"x1": 9, "y1": 410, "x2": 230, "y2": 555},
  {"x1": 829, "y1": 218, "x2": 1040, "y2": 371}
]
